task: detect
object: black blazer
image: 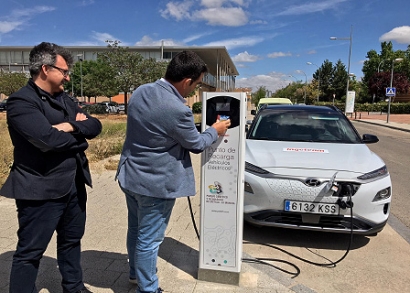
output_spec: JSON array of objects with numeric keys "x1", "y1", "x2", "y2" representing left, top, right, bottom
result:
[{"x1": 0, "y1": 79, "x2": 102, "y2": 200}]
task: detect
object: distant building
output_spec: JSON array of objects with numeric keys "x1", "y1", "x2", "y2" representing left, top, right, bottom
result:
[{"x1": 0, "y1": 45, "x2": 239, "y2": 105}]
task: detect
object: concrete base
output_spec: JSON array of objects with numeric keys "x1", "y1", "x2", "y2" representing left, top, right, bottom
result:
[{"x1": 197, "y1": 268, "x2": 240, "y2": 286}]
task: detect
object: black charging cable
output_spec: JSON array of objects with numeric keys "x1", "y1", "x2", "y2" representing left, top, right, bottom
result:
[{"x1": 187, "y1": 186, "x2": 355, "y2": 278}]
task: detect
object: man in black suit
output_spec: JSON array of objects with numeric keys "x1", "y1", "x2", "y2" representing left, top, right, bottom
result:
[{"x1": 0, "y1": 42, "x2": 102, "y2": 293}]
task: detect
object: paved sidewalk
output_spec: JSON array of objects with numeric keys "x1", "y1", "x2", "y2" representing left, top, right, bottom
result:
[
  {"x1": 348, "y1": 112, "x2": 410, "y2": 132},
  {"x1": 0, "y1": 155, "x2": 305, "y2": 293}
]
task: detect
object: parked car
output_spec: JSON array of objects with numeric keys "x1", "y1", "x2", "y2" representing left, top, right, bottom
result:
[
  {"x1": 99, "y1": 102, "x2": 119, "y2": 113},
  {"x1": 244, "y1": 104, "x2": 391, "y2": 235},
  {"x1": 117, "y1": 103, "x2": 125, "y2": 113},
  {"x1": 0, "y1": 99, "x2": 8, "y2": 112}
]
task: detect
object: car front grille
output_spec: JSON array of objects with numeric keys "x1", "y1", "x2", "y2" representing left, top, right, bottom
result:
[
  {"x1": 265, "y1": 178, "x2": 360, "y2": 199},
  {"x1": 246, "y1": 210, "x2": 376, "y2": 233}
]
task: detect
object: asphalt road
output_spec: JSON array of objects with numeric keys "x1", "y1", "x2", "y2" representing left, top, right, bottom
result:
[
  {"x1": 235, "y1": 123, "x2": 410, "y2": 292},
  {"x1": 352, "y1": 122, "x2": 410, "y2": 233}
]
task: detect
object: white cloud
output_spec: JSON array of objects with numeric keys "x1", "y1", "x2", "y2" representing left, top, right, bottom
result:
[
  {"x1": 276, "y1": 0, "x2": 348, "y2": 16},
  {"x1": 193, "y1": 7, "x2": 248, "y2": 26},
  {"x1": 80, "y1": 0, "x2": 95, "y2": 7},
  {"x1": 379, "y1": 26, "x2": 410, "y2": 44},
  {"x1": 0, "y1": 6, "x2": 55, "y2": 35},
  {"x1": 10, "y1": 6, "x2": 55, "y2": 18},
  {"x1": 201, "y1": 0, "x2": 248, "y2": 8},
  {"x1": 135, "y1": 35, "x2": 185, "y2": 46},
  {"x1": 183, "y1": 31, "x2": 214, "y2": 43},
  {"x1": 160, "y1": 1, "x2": 193, "y2": 21},
  {"x1": 235, "y1": 72, "x2": 291, "y2": 93},
  {"x1": 249, "y1": 20, "x2": 268, "y2": 25},
  {"x1": 204, "y1": 36, "x2": 264, "y2": 49},
  {"x1": 232, "y1": 51, "x2": 260, "y2": 62},
  {"x1": 92, "y1": 32, "x2": 117, "y2": 42},
  {"x1": 267, "y1": 51, "x2": 292, "y2": 58},
  {"x1": 161, "y1": 0, "x2": 249, "y2": 26},
  {"x1": 0, "y1": 21, "x2": 23, "y2": 34}
]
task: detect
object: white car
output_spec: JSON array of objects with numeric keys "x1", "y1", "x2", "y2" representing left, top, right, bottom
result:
[
  {"x1": 244, "y1": 105, "x2": 391, "y2": 235},
  {"x1": 99, "y1": 102, "x2": 119, "y2": 113}
]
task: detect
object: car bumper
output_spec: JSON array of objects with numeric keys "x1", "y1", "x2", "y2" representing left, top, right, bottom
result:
[
  {"x1": 244, "y1": 172, "x2": 392, "y2": 235},
  {"x1": 244, "y1": 209, "x2": 388, "y2": 235}
]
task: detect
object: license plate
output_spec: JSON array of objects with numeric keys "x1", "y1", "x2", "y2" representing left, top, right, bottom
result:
[{"x1": 284, "y1": 200, "x2": 339, "y2": 215}]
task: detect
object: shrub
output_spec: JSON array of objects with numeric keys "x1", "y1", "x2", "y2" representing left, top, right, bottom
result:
[
  {"x1": 192, "y1": 102, "x2": 202, "y2": 114},
  {"x1": 82, "y1": 104, "x2": 107, "y2": 114}
]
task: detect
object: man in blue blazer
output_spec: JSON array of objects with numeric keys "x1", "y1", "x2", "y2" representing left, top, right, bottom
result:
[
  {"x1": 1, "y1": 42, "x2": 101, "y2": 293},
  {"x1": 116, "y1": 51, "x2": 230, "y2": 293}
]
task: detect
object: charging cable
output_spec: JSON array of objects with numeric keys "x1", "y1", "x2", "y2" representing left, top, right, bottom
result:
[{"x1": 187, "y1": 186, "x2": 355, "y2": 278}]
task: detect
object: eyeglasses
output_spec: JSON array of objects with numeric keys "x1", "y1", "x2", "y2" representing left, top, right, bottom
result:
[{"x1": 48, "y1": 65, "x2": 70, "y2": 77}]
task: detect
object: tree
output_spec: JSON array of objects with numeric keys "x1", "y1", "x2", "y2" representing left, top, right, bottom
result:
[
  {"x1": 368, "y1": 72, "x2": 409, "y2": 102},
  {"x1": 362, "y1": 42, "x2": 409, "y2": 102},
  {"x1": 66, "y1": 59, "x2": 95, "y2": 100},
  {"x1": 332, "y1": 60, "x2": 349, "y2": 101},
  {"x1": 0, "y1": 71, "x2": 28, "y2": 96},
  {"x1": 318, "y1": 60, "x2": 336, "y2": 101},
  {"x1": 97, "y1": 42, "x2": 168, "y2": 113},
  {"x1": 251, "y1": 86, "x2": 267, "y2": 106},
  {"x1": 82, "y1": 59, "x2": 118, "y2": 103}
]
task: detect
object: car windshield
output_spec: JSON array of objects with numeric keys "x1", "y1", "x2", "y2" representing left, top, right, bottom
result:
[{"x1": 248, "y1": 108, "x2": 361, "y2": 143}]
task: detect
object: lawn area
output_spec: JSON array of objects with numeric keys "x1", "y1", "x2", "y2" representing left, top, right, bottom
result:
[{"x1": 0, "y1": 112, "x2": 202, "y2": 185}]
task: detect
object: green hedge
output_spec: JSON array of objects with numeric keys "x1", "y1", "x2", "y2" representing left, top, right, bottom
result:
[{"x1": 81, "y1": 104, "x2": 107, "y2": 114}]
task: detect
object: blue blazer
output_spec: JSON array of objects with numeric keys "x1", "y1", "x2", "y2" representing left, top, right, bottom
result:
[{"x1": 116, "y1": 79, "x2": 218, "y2": 199}]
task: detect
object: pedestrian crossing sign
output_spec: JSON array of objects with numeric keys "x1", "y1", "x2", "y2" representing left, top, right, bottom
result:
[{"x1": 386, "y1": 87, "x2": 396, "y2": 97}]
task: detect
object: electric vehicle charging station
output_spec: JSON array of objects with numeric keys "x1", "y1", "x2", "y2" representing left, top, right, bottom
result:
[{"x1": 198, "y1": 92, "x2": 246, "y2": 285}]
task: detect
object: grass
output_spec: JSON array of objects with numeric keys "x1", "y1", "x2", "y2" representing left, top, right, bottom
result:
[
  {"x1": 0, "y1": 116, "x2": 13, "y2": 186},
  {"x1": 0, "y1": 113, "x2": 202, "y2": 185},
  {"x1": 0, "y1": 114, "x2": 127, "y2": 184}
]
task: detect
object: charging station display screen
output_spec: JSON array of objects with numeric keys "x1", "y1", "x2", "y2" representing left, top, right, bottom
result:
[
  {"x1": 216, "y1": 102, "x2": 230, "y2": 111},
  {"x1": 206, "y1": 96, "x2": 240, "y2": 128}
]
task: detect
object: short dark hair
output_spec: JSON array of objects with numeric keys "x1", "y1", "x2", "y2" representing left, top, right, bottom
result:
[
  {"x1": 29, "y1": 42, "x2": 74, "y2": 77},
  {"x1": 164, "y1": 51, "x2": 208, "y2": 84}
]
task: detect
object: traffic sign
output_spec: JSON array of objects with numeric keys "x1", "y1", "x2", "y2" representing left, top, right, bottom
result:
[{"x1": 386, "y1": 87, "x2": 396, "y2": 97}]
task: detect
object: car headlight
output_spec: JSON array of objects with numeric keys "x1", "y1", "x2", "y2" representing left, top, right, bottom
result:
[
  {"x1": 373, "y1": 187, "x2": 391, "y2": 202},
  {"x1": 357, "y1": 165, "x2": 388, "y2": 180},
  {"x1": 245, "y1": 162, "x2": 271, "y2": 175},
  {"x1": 244, "y1": 182, "x2": 254, "y2": 194}
]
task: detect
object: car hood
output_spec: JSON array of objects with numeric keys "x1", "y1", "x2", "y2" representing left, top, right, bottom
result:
[{"x1": 245, "y1": 140, "x2": 385, "y2": 176}]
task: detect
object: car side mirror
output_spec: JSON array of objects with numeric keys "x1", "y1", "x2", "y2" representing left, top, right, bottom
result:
[
  {"x1": 251, "y1": 109, "x2": 256, "y2": 115},
  {"x1": 362, "y1": 134, "x2": 379, "y2": 144}
]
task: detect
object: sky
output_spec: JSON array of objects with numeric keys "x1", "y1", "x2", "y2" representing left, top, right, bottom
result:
[{"x1": 1, "y1": 0, "x2": 409, "y2": 93}]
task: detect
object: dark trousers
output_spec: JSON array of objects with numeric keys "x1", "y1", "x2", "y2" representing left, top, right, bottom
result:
[{"x1": 9, "y1": 178, "x2": 87, "y2": 293}]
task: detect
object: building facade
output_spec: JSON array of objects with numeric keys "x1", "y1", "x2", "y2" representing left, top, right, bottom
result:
[{"x1": 0, "y1": 45, "x2": 239, "y2": 104}]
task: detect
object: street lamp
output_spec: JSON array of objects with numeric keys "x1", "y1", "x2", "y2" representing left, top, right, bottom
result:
[
  {"x1": 307, "y1": 62, "x2": 321, "y2": 101},
  {"x1": 76, "y1": 54, "x2": 83, "y2": 100},
  {"x1": 288, "y1": 74, "x2": 298, "y2": 82},
  {"x1": 387, "y1": 58, "x2": 404, "y2": 123},
  {"x1": 330, "y1": 25, "x2": 353, "y2": 115}
]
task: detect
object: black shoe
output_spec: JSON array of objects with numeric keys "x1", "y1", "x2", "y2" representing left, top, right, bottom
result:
[
  {"x1": 76, "y1": 288, "x2": 93, "y2": 293},
  {"x1": 156, "y1": 288, "x2": 163, "y2": 293}
]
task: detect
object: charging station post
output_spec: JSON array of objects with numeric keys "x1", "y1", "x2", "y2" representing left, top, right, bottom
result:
[{"x1": 198, "y1": 92, "x2": 246, "y2": 285}]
